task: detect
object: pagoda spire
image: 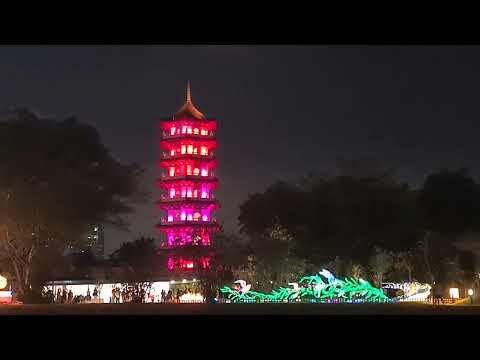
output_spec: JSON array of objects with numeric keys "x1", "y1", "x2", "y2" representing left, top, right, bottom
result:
[
  {"x1": 186, "y1": 81, "x2": 192, "y2": 103},
  {"x1": 175, "y1": 81, "x2": 205, "y2": 120}
]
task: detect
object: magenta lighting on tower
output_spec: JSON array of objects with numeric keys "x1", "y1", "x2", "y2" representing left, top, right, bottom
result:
[{"x1": 156, "y1": 82, "x2": 221, "y2": 272}]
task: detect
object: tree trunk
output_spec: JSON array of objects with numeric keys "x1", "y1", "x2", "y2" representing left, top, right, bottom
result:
[
  {"x1": 422, "y1": 231, "x2": 435, "y2": 284},
  {"x1": 11, "y1": 259, "x2": 25, "y2": 296}
]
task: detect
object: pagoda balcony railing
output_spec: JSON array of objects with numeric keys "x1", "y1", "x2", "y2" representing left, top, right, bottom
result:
[
  {"x1": 158, "y1": 243, "x2": 213, "y2": 250},
  {"x1": 161, "y1": 152, "x2": 215, "y2": 160},
  {"x1": 162, "y1": 132, "x2": 215, "y2": 140},
  {"x1": 160, "y1": 173, "x2": 216, "y2": 180},
  {"x1": 160, "y1": 194, "x2": 215, "y2": 201},
  {"x1": 159, "y1": 218, "x2": 218, "y2": 225}
]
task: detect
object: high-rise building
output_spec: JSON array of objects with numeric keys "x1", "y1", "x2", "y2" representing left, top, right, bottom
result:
[
  {"x1": 156, "y1": 83, "x2": 220, "y2": 272},
  {"x1": 87, "y1": 225, "x2": 105, "y2": 259}
]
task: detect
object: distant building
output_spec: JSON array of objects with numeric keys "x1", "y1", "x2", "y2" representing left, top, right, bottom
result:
[{"x1": 87, "y1": 225, "x2": 105, "y2": 259}]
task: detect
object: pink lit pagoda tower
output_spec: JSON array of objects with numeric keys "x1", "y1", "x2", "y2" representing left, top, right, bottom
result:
[{"x1": 157, "y1": 82, "x2": 220, "y2": 272}]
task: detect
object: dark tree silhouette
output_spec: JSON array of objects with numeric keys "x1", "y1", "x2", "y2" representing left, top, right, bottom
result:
[
  {"x1": 0, "y1": 109, "x2": 144, "y2": 299},
  {"x1": 418, "y1": 168, "x2": 480, "y2": 284},
  {"x1": 110, "y1": 237, "x2": 158, "y2": 280},
  {"x1": 239, "y1": 174, "x2": 421, "y2": 266}
]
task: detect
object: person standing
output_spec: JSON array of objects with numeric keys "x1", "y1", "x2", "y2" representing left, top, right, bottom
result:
[{"x1": 67, "y1": 289, "x2": 73, "y2": 304}]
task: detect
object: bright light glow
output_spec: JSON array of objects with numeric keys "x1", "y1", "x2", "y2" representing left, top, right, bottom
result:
[
  {"x1": 468, "y1": 289, "x2": 474, "y2": 296},
  {"x1": 202, "y1": 214, "x2": 208, "y2": 221},
  {"x1": 186, "y1": 165, "x2": 192, "y2": 175},
  {"x1": 186, "y1": 189, "x2": 192, "y2": 198},
  {"x1": 180, "y1": 293, "x2": 204, "y2": 302},
  {"x1": 0, "y1": 275, "x2": 7, "y2": 290},
  {"x1": 182, "y1": 279, "x2": 187, "y2": 283},
  {"x1": 200, "y1": 146, "x2": 208, "y2": 155},
  {"x1": 0, "y1": 291, "x2": 12, "y2": 304},
  {"x1": 384, "y1": 282, "x2": 432, "y2": 301},
  {"x1": 193, "y1": 128, "x2": 199, "y2": 135},
  {"x1": 193, "y1": 168, "x2": 200, "y2": 176},
  {"x1": 170, "y1": 280, "x2": 175, "y2": 284},
  {"x1": 193, "y1": 278, "x2": 196, "y2": 282},
  {"x1": 181, "y1": 145, "x2": 186, "y2": 154},
  {"x1": 170, "y1": 127, "x2": 176, "y2": 135},
  {"x1": 94, "y1": 227, "x2": 98, "y2": 231},
  {"x1": 169, "y1": 188, "x2": 175, "y2": 198},
  {"x1": 170, "y1": 149, "x2": 175, "y2": 156},
  {"x1": 201, "y1": 190, "x2": 207, "y2": 199},
  {"x1": 288, "y1": 283, "x2": 299, "y2": 291},
  {"x1": 169, "y1": 167, "x2": 175, "y2": 177},
  {"x1": 201, "y1": 129, "x2": 206, "y2": 135},
  {"x1": 187, "y1": 127, "x2": 192, "y2": 134},
  {"x1": 187, "y1": 145, "x2": 193, "y2": 154},
  {"x1": 181, "y1": 188, "x2": 186, "y2": 197},
  {"x1": 449, "y1": 288, "x2": 460, "y2": 299},
  {"x1": 167, "y1": 215, "x2": 173, "y2": 222},
  {"x1": 180, "y1": 212, "x2": 186, "y2": 221},
  {"x1": 193, "y1": 189, "x2": 198, "y2": 198},
  {"x1": 201, "y1": 169, "x2": 208, "y2": 177},
  {"x1": 187, "y1": 214, "x2": 193, "y2": 221}
]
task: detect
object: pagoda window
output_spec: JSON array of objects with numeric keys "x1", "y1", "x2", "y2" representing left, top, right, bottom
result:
[
  {"x1": 201, "y1": 129, "x2": 207, "y2": 136},
  {"x1": 186, "y1": 188, "x2": 192, "y2": 198},
  {"x1": 193, "y1": 128, "x2": 199, "y2": 135},
  {"x1": 170, "y1": 127, "x2": 176, "y2": 135},
  {"x1": 201, "y1": 169, "x2": 208, "y2": 177},
  {"x1": 167, "y1": 215, "x2": 173, "y2": 222},
  {"x1": 187, "y1": 127, "x2": 192, "y2": 134},
  {"x1": 187, "y1": 145, "x2": 193, "y2": 154},
  {"x1": 187, "y1": 213, "x2": 193, "y2": 221},
  {"x1": 169, "y1": 188, "x2": 175, "y2": 198},
  {"x1": 169, "y1": 167, "x2": 175, "y2": 177},
  {"x1": 170, "y1": 149, "x2": 175, "y2": 156},
  {"x1": 181, "y1": 188, "x2": 186, "y2": 197},
  {"x1": 180, "y1": 212, "x2": 186, "y2": 221},
  {"x1": 181, "y1": 145, "x2": 186, "y2": 154},
  {"x1": 182, "y1": 126, "x2": 187, "y2": 134},
  {"x1": 192, "y1": 234, "x2": 201, "y2": 245},
  {"x1": 193, "y1": 147, "x2": 198, "y2": 154},
  {"x1": 193, "y1": 212, "x2": 202, "y2": 221},
  {"x1": 202, "y1": 234, "x2": 210, "y2": 246},
  {"x1": 186, "y1": 165, "x2": 192, "y2": 175},
  {"x1": 202, "y1": 214, "x2": 208, "y2": 221},
  {"x1": 193, "y1": 168, "x2": 200, "y2": 176},
  {"x1": 193, "y1": 189, "x2": 198, "y2": 198},
  {"x1": 200, "y1": 146, "x2": 208, "y2": 156},
  {"x1": 201, "y1": 190, "x2": 208, "y2": 199}
]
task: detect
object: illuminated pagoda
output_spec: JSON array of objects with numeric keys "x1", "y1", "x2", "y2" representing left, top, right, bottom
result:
[{"x1": 156, "y1": 82, "x2": 220, "y2": 273}]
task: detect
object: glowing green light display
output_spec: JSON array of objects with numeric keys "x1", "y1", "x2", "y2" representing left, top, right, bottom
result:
[{"x1": 220, "y1": 269, "x2": 388, "y2": 302}]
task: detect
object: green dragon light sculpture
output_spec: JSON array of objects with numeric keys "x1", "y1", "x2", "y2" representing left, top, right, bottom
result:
[{"x1": 220, "y1": 269, "x2": 389, "y2": 303}]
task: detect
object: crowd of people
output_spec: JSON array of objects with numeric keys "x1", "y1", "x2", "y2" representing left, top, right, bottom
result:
[
  {"x1": 42, "y1": 287, "x2": 101, "y2": 304},
  {"x1": 41, "y1": 284, "x2": 205, "y2": 304},
  {"x1": 111, "y1": 285, "x2": 148, "y2": 303}
]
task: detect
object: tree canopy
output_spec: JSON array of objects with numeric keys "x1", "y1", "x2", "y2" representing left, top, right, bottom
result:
[{"x1": 0, "y1": 109, "x2": 144, "y2": 298}]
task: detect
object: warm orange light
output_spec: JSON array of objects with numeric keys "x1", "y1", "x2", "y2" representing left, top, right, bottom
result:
[{"x1": 449, "y1": 288, "x2": 459, "y2": 299}]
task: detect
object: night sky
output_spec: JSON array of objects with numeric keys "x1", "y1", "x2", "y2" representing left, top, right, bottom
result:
[{"x1": 2, "y1": 45, "x2": 480, "y2": 255}]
